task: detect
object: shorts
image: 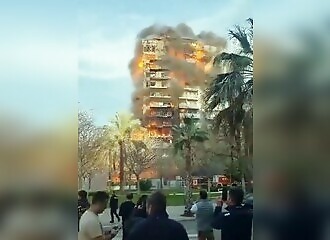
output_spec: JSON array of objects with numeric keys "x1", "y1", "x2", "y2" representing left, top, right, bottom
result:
[{"x1": 198, "y1": 230, "x2": 214, "y2": 240}]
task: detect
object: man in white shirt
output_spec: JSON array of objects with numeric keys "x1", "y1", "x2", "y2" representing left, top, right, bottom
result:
[
  {"x1": 191, "y1": 191, "x2": 215, "y2": 240},
  {"x1": 79, "y1": 191, "x2": 117, "y2": 240}
]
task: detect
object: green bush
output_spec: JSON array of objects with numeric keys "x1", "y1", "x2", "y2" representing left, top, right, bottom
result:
[{"x1": 139, "y1": 179, "x2": 152, "y2": 191}]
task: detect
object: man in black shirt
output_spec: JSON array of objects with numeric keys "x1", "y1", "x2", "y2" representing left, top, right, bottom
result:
[
  {"x1": 212, "y1": 187, "x2": 253, "y2": 240},
  {"x1": 127, "y1": 191, "x2": 189, "y2": 240},
  {"x1": 119, "y1": 193, "x2": 135, "y2": 240},
  {"x1": 110, "y1": 191, "x2": 120, "y2": 223}
]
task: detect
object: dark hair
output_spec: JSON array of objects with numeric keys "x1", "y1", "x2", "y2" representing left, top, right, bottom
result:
[
  {"x1": 126, "y1": 193, "x2": 134, "y2": 200},
  {"x1": 199, "y1": 190, "x2": 208, "y2": 200},
  {"x1": 78, "y1": 190, "x2": 88, "y2": 199},
  {"x1": 147, "y1": 191, "x2": 166, "y2": 213},
  {"x1": 92, "y1": 191, "x2": 109, "y2": 204},
  {"x1": 137, "y1": 194, "x2": 148, "y2": 206},
  {"x1": 229, "y1": 187, "x2": 244, "y2": 205}
]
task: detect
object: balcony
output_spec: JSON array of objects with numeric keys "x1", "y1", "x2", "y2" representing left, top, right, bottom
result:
[
  {"x1": 162, "y1": 121, "x2": 173, "y2": 127},
  {"x1": 150, "y1": 93, "x2": 171, "y2": 99},
  {"x1": 150, "y1": 102, "x2": 172, "y2": 108},
  {"x1": 180, "y1": 112, "x2": 201, "y2": 119},
  {"x1": 184, "y1": 87, "x2": 199, "y2": 92},
  {"x1": 178, "y1": 103, "x2": 199, "y2": 109},
  {"x1": 149, "y1": 111, "x2": 173, "y2": 117},
  {"x1": 179, "y1": 95, "x2": 199, "y2": 101},
  {"x1": 150, "y1": 84, "x2": 168, "y2": 89}
]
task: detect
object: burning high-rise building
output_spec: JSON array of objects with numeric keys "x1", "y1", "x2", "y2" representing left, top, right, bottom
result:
[{"x1": 129, "y1": 24, "x2": 226, "y2": 142}]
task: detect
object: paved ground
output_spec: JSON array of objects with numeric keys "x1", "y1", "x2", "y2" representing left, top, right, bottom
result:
[{"x1": 99, "y1": 206, "x2": 222, "y2": 240}]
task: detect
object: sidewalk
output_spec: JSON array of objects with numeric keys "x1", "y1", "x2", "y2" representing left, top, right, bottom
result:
[
  {"x1": 99, "y1": 206, "x2": 196, "y2": 239},
  {"x1": 166, "y1": 206, "x2": 196, "y2": 221}
]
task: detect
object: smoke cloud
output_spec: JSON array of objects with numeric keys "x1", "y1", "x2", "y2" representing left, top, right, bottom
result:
[{"x1": 129, "y1": 23, "x2": 227, "y2": 119}]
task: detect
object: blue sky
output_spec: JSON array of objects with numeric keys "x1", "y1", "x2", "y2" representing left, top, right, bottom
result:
[
  {"x1": 78, "y1": 0, "x2": 251, "y2": 126},
  {"x1": 3, "y1": 0, "x2": 328, "y2": 127}
]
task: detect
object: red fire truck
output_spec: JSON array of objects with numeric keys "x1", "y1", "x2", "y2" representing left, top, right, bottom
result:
[{"x1": 191, "y1": 175, "x2": 231, "y2": 190}]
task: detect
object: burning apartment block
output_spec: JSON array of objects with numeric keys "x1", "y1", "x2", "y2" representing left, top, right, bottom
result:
[
  {"x1": 129, "y1": 24, "x2": 225, "y2": 142},
  {"x1": 135, "y1": 36, "x2": 217, "y2": 142}
]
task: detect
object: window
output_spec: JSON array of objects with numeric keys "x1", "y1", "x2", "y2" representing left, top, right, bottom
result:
[{"x1": 150, "y1": 81, "x2": 156, "y2": 86}]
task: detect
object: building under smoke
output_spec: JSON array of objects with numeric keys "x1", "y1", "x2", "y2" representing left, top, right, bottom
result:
[{"x1": 129, "y1": 24, "x2": 225, "y2": 142}]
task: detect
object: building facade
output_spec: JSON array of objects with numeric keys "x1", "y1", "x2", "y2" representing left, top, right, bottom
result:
[{"x1": 139, "y1": 36, "x2": 217, "y2": 142}]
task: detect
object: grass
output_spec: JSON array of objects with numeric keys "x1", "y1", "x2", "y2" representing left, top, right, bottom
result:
[{"x1": 88, "y1": 189, "x2": 221, "y2": 206}]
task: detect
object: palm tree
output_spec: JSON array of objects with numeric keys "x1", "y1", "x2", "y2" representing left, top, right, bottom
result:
[
  {"x1": 104, "y1": 112, "x2": 140, "y2": 192},
  {"x1": 173, "y1": 117, "x2": 208, "y2": 216},
  {"x1": 204, "y1": 18, "x2": 253, "y2": 192}
]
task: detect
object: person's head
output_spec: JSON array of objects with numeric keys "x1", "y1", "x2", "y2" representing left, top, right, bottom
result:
[
  {"x1": 112, "y1": 191, "x2": 116, "y2": 196},
  {"x1": 91, "y1": 191, "x2": 109, "y2": 214},
  {"x1": 126, "y1": 193, "x2": 133, "y2": 201},
  {"x1": 227, "y1": 187, "x2": 244, "y2": 206},
  {"x1": 199, "y1": 190, "x2": 208, "y2": 200},
  {"x1": 137, "y1": 195, "x2": 148, "y2": 206},
  {"x1": 78, "y1": 190, "x2": 88, "y2": 200},
  {"x1": 146, "y1": 191, "x2": 166, "y2": 215}
]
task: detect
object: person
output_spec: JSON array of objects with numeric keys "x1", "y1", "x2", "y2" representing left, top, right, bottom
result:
[
  {"x1": 109, "y1": 191, "x2": 120, "y2": 223},
  {"x1": 221, "y1": 185, "x2": 228, "y2": 202},
  {"x1": 124, "y1": 195, "x2": 148, "y2": 237},
  {"x1": 127, "y1": 191, "x2": 189, "y2": 240},
  {"x1": 119, "y1": 193, "x2": 135, "y2": 240},
  {"x1": 78, "y1": 190, "x2": 90, "y2": 230},
  {"x1": 79, "y1": 191, "x2": 118, "y2": 240},
  {"x1": 212, "y1": 187, "x2": 253, "y2": 240},
  {"x1": 133, "y1": 194, "x2": 148, "y2": 218},
  {"x1": 191, "y1": 190, "x2": 215, "y2": 240}
]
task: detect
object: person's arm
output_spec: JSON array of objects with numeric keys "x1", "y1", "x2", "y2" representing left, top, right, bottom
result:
[
  {"x1": 212, "y1": 212, "x2": 230, "y2": 230},
  {"x1": 119, "y1": 203, "x2": 123, "y2": 216},
  {"x1": 213, "y1": 198, "x2": 223, "y2": 217},
  {"x1": 214, "y1": 206, "x2": 222, "y2": 216},
  {"x1": 190, "y1": 203, "x2": 198, "y2": 213}
]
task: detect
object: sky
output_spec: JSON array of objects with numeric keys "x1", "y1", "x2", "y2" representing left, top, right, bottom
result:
[
  {"x1": 2, "y1": 0, "x2": 327, "y2": 127},
  {"x1": 78, "y1": 0, "x2": 251, "y2": 126}
]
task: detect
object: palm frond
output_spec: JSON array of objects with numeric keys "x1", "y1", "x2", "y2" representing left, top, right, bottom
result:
[
  {"x1": 214, "y1": 52, "x2": 252, "y2": 71},
  {"x1": 205, "y1": 72, "x2": 244, "y2": 112},
  {"x1": 228, "y1": 25, "x2": 252, "y2": 55}
]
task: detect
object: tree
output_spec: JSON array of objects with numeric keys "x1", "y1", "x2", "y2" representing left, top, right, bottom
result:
[
  {"x1": 204, "y1": 18, "x2": 253, "y2": 192},
  {"x1": 126, "y1": 138, "x2": 156, "y2": 193},
  {"x1": 78, "y1": 111, "x2": 104, "y2": 189},
  {"x1": 104, "y1": 112, "x2": 140, "y2": 192},
  {"x1": 172, "y1": 118, "x2": 208, "y2": 216},
  {"x1": 98, "y1": 127, "x2": 119, "y2": 187}
]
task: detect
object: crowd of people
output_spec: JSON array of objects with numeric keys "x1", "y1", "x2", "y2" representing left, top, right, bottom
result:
[{"x1": 78, "y1": 187, "x2": 253, "y2": 240}]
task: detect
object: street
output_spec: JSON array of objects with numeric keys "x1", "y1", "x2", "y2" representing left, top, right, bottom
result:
[{"x1": 178, "y1": 220, "x2": 197, "y2": 239}]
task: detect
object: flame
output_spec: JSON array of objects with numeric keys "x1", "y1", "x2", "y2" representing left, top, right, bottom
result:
[
  {"x1": 138, "y1": 61, "x2": 144, "y2": 68},
  {"x1": 195, "y1": 50, "x2": 204, "y2": 60},
  {"x1": 131, "y1": 127, "x2": 148, "y2": 141}
]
